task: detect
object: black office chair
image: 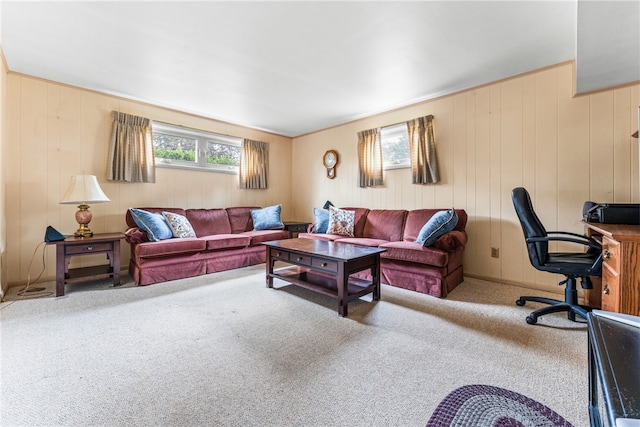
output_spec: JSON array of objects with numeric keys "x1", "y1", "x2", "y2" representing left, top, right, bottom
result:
[{"x1": 511, "y1": 187, "x2": 602, "y2": 325}]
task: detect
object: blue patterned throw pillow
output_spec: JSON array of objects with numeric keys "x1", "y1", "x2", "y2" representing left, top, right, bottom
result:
[
  {"x1": 312, "y1": 208, "x2": 330, "y2": 233},
  {"x1": 416, "y1": 209, "x2": 458, "y2": 247},
  {"x1": 129, "y1": 208, "x2": 173, "y2": 242},
  {"x1": 251, "y1": 204, "x2": 284, "y2": 230}
]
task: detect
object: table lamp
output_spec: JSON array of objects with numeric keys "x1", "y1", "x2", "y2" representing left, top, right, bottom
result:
[{"x1": 60, "y1": 174, "x2": 110, "y2": 237}]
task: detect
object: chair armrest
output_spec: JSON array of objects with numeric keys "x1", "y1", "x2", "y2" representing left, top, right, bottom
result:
[
  {"x1": 526, "y1": 234, "x2": 601, "y2": 252},
  {"x1": 547, "y1": 230, "x2": 592, "y2": 240},
  {"x1": 527, "y1": 234, "x2": 603, "y2": 270}
]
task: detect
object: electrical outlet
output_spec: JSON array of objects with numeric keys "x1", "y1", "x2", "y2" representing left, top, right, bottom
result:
[{"x1": 491, "y1": 247, "x2": 500, "y2": 258}]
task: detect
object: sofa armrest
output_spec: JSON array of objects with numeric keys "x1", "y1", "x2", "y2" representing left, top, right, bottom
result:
[
  {"x1": 433, "y1": 230, "x2": 467, "y2": 251},
  {"x1": 125, "y1": 227, "x2": 149, "y2": 245}
]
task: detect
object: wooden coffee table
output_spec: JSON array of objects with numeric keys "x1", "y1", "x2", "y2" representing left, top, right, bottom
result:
[{"x1": 263, "y1": 239, "x2": 386, "y2": 317}]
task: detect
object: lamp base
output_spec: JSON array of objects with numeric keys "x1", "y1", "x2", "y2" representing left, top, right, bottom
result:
[
  {"x1": 73, "y1": 224, "x2": 94, "y2": 238},
  {"x1": 74, "y1": 204, "x2": 94, "y2": 237}
]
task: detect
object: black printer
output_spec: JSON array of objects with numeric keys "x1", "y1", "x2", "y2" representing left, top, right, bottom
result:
[{"x1": 583, "y1": 202, "x2": 640, "y2": 225}]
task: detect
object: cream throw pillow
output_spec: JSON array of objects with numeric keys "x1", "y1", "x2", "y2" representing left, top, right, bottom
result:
[
  {"x1": 327, "y1": 206, "x2": 355, "y2": 237},
  {"x1": 162, "y1": 211, "x2": 197, "y2": 238}
]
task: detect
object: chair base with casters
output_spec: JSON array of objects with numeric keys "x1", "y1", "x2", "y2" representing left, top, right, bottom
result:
[{"x1": 516, "y1": 276, "x2": 593, "y2": 325}]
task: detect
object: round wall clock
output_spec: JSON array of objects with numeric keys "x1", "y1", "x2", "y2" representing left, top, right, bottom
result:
[{"x1": 323, "y1": 150, "x2": 338, "y2": 179}]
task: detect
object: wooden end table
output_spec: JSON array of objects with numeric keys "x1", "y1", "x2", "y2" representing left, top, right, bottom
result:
[
  {"x1": 47, "y1": 232, "x2": 125, "y2": 296},
  {"x1": 283, "y1": 221, "x2": 311, "y2": 238},
  {"x1": 264, "y1": 239, "x2": 386, "y2": 317}
]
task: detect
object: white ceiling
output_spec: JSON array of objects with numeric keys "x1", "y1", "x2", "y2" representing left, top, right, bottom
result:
[{"x1": 2, "y1": 1, "x2": 578, "y2": 137}]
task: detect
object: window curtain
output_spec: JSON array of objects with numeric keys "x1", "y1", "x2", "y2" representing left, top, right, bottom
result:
[
  {"x1": 107, "y1": 111, "x2": 156, "y2": 183},
  {"x1": 239, "y1": 139, "x2": 268, "y2": 189},
  {"x1": 407, "y1": 115, "x2": 439, "y2": 184},
  {"x1": 357, "y1": 128, "x2": 383, "y2": 188}
]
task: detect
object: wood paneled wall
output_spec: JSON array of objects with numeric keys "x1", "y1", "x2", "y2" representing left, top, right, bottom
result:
[
  {"x1": 2, "y1": 61, "x2": 639, "y2": 295},
  {"x1": 3, "y1": 74, "x2": 292, "y2": 286},
  {"x1": 292, "y1": 62, "x2": 640, "y2": 293}
]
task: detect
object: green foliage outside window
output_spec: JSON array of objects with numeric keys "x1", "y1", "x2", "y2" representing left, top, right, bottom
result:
[
  {"x1": 153, "y1": 130, "x2": 241, "y2": 169},
  {"x1": 206, "y1": 142, "x2": 240, "y2": 166},
  {"x1": 155, "y1": 146, "x2": 196, "y2": 161},
  {"x1": 153, "y1": 133, "x2": 196, "y2": 161}
]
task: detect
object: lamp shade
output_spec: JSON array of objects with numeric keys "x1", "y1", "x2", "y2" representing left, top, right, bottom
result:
[{"x1": 60, "y1": 175, "x2": 110, "y2": 204}]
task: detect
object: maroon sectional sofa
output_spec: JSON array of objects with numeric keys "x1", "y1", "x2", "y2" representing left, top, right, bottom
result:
[
  {"x1": 298, "y1": 208, "x2": 468, "y2": 298},
  {"x1": 124, "y1": 207, "x2": 290, "y2": 285}
]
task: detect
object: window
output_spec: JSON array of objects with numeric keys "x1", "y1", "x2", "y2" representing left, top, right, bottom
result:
[
  {"x1": 380, "y1": 123, "x2": 410, "y2": 170},
  {"x1": 152, "y1": 122, "x2": 242, "y2": 174}
]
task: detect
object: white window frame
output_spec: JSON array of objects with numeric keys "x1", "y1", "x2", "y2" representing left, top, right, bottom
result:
[
  {"x1": 152, "y1": 122, "x2": 242, "y2": 174},
  {"x1": 381, "y1": 123, "x2": 410, "y2": 170}
]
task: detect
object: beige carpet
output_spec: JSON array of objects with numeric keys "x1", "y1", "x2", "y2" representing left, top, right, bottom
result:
[{"x1": 1, "y1": 266, "x2": 589, "y2": 427}]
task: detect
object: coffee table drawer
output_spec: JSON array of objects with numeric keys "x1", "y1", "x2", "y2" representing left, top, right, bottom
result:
[
  {"x1": 312, "y1": 258, "x2": 338, "y2": 272},
  {"x1": 290, "y1": 254, "x2": 311, "y2": 266},
  {"x1": 270, "y1": 248, "x2": 289, "y2": 261}
]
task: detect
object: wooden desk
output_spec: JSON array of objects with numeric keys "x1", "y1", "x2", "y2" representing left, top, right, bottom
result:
[
  {"x1": 47, "y1": 233, "x2": 125, "y2": 297},
  {"x1": 584, "y1": 222, "x2": 640, "y2": 316}
]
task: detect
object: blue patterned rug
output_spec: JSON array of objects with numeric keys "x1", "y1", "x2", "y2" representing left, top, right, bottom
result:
[{"x1": 426, "y1": 384, "x2": 574, "y2": 427}]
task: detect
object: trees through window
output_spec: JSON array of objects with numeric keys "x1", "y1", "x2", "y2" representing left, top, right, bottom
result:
[
  {"x1": 152, "y1": 122, "x2": 242, "y2": 173},
  {"x1": 380, "y1": 123, "x2": 410, "y2": 170}
]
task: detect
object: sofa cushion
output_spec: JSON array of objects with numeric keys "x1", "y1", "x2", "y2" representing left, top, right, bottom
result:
[
  {"x1": 162, "y1": 211, "x2": 196, "y2": 238},
  {"x1": 129, "y1": 208, "x2": 173, "y2": 242},
  {"x1": 241, "y1": 229, "x2": 290, "y2": 245},
  {"x1": 251, "y1": 204, "x2": 284, "y2": 230},
  {"x1": 202, "y1": 234, "x2": 251, "y2": 251},
  {"x1": 403, "y1": 209, "x2": 467, "y2": 242},
  {"x1": 134, "y1": 238, "x2": 206, "y2": 259},
  {"x1": 416, "y1": 209, "x2": 458, "y2": 247},
  {"x1": 362, "y1": 209, "x2": 408, "y2": 241},
  {"x1": 333, "y1": 237, "x2": 390, "y2": 247},
  {"x1": 327, "y1": 206, "x2": 355, "y2": 237},
  {"x1": 312, "y1": 208, "x2": 330, "y2": 233},
  {"x1": 379, "y1": 241, "x2": 449, "y2": 267},
  {"x1": 186, "y1": 209, "x2": 232, "y2": 237},
  {"x1": 227, "y1": 207, "x2": 260, "y2": 233}
]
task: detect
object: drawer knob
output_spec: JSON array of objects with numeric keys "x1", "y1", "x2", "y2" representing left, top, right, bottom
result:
[
  {"x1": 87, "y1": 246, "x2": 93, "y2": 251},
  {"x1": 321, "y1": 262, "x2": 327, "y2": 267},
  {"x1": 297, "y1": 257, "x2": 302, "y2": 261},
  {"x1": 603, "y1": 284, "x2": 610, "y2": 295},
  {"x1": 603, "y1": 249, "x2": 611, "y2": 259}
]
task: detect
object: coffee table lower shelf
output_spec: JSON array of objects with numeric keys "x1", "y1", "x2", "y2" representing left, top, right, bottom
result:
[{"x1": 269, "y1": 266, "x2": 377, "y2": 302}]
